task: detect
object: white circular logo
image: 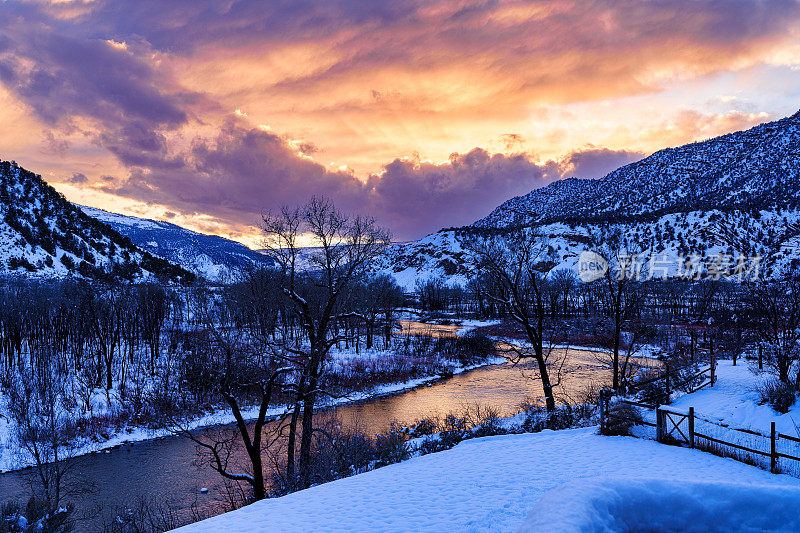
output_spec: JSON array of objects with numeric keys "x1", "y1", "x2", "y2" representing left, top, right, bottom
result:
[{"x1": 577, "y1": 250, "x2": 608, "y2": 282}]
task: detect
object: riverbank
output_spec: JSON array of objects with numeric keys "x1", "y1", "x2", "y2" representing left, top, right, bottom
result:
[
  {"x1": 0, "y1": 318, "x2": 505, "y2": 473},
  {"x1": 0, "y1": 354, "x2": 506, "y2": 474},
  {"x1": 0, "y1": 341, "x2": 646, "y2": 531},
  {"x1": 175, "y1": 426, "x2": 800, "y2": 532},
  {"x1": 174, "y1": 355, "x2": 800, "y2": 532}
]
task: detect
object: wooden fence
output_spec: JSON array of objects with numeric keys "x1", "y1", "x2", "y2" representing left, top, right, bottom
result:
[
  {"x1": 618, "y1": 361, "x2": 716, "y2": 409},
  {"x1": 603, "y1": 399, "x2": 800, "y2": 477}
]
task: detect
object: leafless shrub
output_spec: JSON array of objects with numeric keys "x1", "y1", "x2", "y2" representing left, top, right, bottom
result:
[
  {"x1": 1, "y1": 351, "x2": 89, "y2": 514},
  {"x1": 601, "y1": 402, "x2": 643, "y2": 436},
  {"x1": 270, "y1": 416, "x2": 410, "y2": 495},
  {"x1": 102, "y1": 495, "x2": 205, "y2": 533},
  {"x1": 757, "y1": 379, "x2": 797, "y2": 414}
]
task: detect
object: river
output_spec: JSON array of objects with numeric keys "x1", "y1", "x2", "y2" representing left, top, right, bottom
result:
[{"x1": 0, "y1": 331, "x2": 637, "y2": 531}]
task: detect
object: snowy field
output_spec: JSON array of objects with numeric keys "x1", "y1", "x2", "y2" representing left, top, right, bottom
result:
[
  {"x1": 670, "y1": 360, "x2": 800, "y2": 436},
  {"x1": 176, "y1": 427, "x2": 800, "y2": 533},
  {"x1": 627, "y1": 359, "x2": 800, "y2": 477}
]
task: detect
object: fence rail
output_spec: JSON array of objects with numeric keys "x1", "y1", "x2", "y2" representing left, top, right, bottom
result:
[{"x1": 600, "y1": 357, "x2": 800, "y2": 476}]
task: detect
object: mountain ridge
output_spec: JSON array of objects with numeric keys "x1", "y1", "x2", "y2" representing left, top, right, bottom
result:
[
  {"x1": 80, "y1": 206, "x2": 274, "y2": 282},
  {"x1": 0, "y1": 159, "x2": 193, "y2": 282},
  {"x1": 476, "y1": 111, "x2": 800, "y2": 229}
]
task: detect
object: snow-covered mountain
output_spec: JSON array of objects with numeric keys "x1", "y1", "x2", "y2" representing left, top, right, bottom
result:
[
  {"x1": 0, "y1": 159, "x2": 192, "y2": 282},
  {"x1": 81, "y1": 207, "x2": 274, "y2": 282},
  {"x1": 376, "y1": 110, "x2": 800, "y2": 289},
  {"x1": 478, "y1": 110, "x2": 800, "y2": 229}
]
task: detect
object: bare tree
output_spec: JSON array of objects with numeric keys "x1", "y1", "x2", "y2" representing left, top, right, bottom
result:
[
  {"x1": 171, "y1": 289, "x2": 292, "y2": 501},
  {"x1": 85, "y1": 284, "x2": 121, "y2": 390},
  {"x1": 261, "y1": 197, "x2": 390, "y2": 489},
  {"x1": 466, "y1": 230, "x2": 560, "y2": 411},
  {"x1": 138, "y1": 283, "x2": 169, "y2": 377},
  {"x1": 550, "y1": 269, "x2": 578, "y2": 318},
  {"x1": 1, "y1": 347, "x2": 85, "y2": 514},
  {"x1": 354, "y1": 274, "x2": 404, "y2": 350},
  {"x1": 591, "y1": 233, "x2": 648, "y2": 391}
]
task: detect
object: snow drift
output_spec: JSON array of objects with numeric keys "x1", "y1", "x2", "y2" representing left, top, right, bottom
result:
[{"x1": 519, "y1": 478, "x2": 800, "y2": 533}]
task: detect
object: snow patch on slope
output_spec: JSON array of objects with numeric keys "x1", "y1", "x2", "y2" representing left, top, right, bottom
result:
[{"x1": 80, "y1": 206, "x2": 272, "y2": 282}]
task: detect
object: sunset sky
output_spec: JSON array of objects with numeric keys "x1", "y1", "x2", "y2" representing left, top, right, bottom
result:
[{"x1": 1, "y1": 0, "x2": 800, "y2": 246}]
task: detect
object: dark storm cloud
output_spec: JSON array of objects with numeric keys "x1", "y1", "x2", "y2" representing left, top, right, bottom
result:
[{"x1": 103, "y1": 116, "x2": 637, "y2": 238}]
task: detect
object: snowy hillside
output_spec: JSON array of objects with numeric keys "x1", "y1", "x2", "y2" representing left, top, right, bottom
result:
[
  {"x1": 0, "y1": 159, "x2": 192, "y2": 282},
  {"x1": 81, "y1": 207, "x2": 274, "y2": 282},
  {"x1": 375, "y1": 208, "x2": 800, "y2": 290},
  {"x1": 377, "y1": 110, "x2": 800, "y2": 289}
]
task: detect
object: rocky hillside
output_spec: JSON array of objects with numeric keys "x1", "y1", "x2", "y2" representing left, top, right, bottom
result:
[
  {"x1": 81, "y1": 207, "x2": 273, "y2": 282},
  {"x1": 376, "y1": 111, "x2": 800, "y2": 289},
  {"x1": 0, "y1": 159, "x2": 192, "y2": 282}
]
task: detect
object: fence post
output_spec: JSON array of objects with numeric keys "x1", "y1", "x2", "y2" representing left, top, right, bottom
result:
[
  {"x1": 656, "y1": 408, "x2": 663, "y2": 443},
  {"x1": 599, "y1": 389, "x2": 612, "y2": 435},
  {"x1": 771, "y1": 421, "x2": 778, "y2": 474},
  {"x1": 758, "y1": 344, "x2": 763, "y2": 370},
  {"x1": 598, "y1": 392, "x2": 605, "y2": 434},
  {"x1": 710, "y1": 354, "x2": 715, "y2": 388},
  {"x1": 688, "y1": 407, "x2": 695, "y2": 449}
]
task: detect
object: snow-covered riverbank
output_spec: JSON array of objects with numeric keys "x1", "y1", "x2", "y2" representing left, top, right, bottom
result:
[
  {"x1": 0, "y1": 317, "x2": 591, "y2": 473},
  {"x1": 3, "y1": 316, "x2": 628, "y2": 474},
  {"x1": 0, "y1": 350, "x2": 506, "y2": 473},
  {"x1": 176, "y1": 426, "x2": 800, "y2": 532},
  {"x1": 176, "y1": 355, "x2": 800, "y2": 532}
]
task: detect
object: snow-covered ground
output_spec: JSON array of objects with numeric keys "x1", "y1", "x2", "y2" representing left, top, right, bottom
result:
[
  {"x1": 627, "y1": 359, "x2": 800, "y2": 476},
  {"x1": 670, "y1": 360, "x2": 800, "y2": 436},
  {"x1": 520, "y1": 477, "x2": 800, "y2": 532},
  {"x1": 176, "y1": 356, "x2": 800, "y2": 533},
  {"x1": 630, "y1": 361, "x2": 800, "y2": 464},
  {"x1": 176, "y1": 427, "x2": 800, "y2": 533}
]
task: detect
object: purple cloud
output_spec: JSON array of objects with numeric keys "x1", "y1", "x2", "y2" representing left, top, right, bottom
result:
[
  {"x1": 366, "y1": 149, "x2": 562, "y2": 236},
  {"x1": 67, "y1": 172, "x2": 88, "y2": 184},
  {"x1": 0, "y1": 11, "x2": 203, "y2": 174},
  {"x1": 106, "y1": 117, "x2": 366, "y2": 221},
  {"x1": 0, "y1": 26, "x2": 187, "y2": 129},
  {"x1": 102, "y1": 115, "x2": 638, "y2": 239}
]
